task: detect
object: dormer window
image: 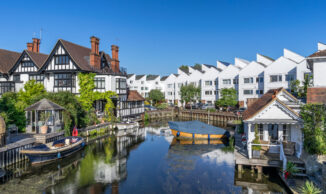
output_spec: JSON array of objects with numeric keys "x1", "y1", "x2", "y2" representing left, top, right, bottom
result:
[{"x1": 54, "y1": 55, "x2": 69, "y2": 65}]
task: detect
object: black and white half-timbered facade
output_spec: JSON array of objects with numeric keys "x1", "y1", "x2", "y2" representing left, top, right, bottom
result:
[{"x1": 0, "y1": 37, "x2": 144, "y2": 121}]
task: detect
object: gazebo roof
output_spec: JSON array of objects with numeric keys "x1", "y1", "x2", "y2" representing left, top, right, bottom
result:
[{"x1": 25, "y1": 98, "x2": 65, "y2": 111}]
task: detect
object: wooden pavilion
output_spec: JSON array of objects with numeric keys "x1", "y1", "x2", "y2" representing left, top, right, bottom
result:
[{"x1": 25, "y1": 98, "x2": 65, "y2": 134}]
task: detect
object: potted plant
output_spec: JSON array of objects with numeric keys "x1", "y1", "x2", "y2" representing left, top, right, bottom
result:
[
  {"x1": 252, "y1": 125, "x2": 261, "y2": 158},
  {"x1": 284, "y1": 161, "x2": 298, "y2": 179},
  {"x1": 40, "y1": 112, "x2": 51, "y2": 134}
]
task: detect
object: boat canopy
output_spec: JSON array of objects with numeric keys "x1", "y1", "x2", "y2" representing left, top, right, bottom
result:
[{"x1": 168, "y1": 120, "x2": 229, "y2": 135}]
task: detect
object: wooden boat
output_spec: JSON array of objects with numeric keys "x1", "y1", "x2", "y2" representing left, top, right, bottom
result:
[
  {"x1": 168, "y1": 120, "x2": 230, "y2": 140},
  {"x1": 20, "y1": 136, "x2": 85, "y2": 165},
  {"x1": 170, "y1": 137, "x2": 225, "y2": 145}
]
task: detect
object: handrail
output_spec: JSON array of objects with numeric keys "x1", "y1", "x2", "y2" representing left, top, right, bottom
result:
[{"x1": 279, "y1": 142, "x2": 287, "y2": 177}]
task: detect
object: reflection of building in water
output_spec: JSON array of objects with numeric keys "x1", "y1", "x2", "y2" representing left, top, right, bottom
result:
[
  {"x1": 94, "y1": 127, "x2": 145, "y2": 184},
  {"x1": 234, "y1": 168, "x2": 287, "y2": 194}
]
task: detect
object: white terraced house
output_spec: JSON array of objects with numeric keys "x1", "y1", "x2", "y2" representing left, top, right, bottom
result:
[
  {"x1": 263, "y1": 49, "x2": 305, "y2": 92},
  {"x1": 238, "y1": 54, "x2": 274, "y2": 108},
  {"x1": 127, "y1": 74, "x2": 164, "y2": 98},
  {"x1": 0, "y1": 37, "x2": 144, "y2": 121},
  {"x1": 200, "y1": 64, "x2": 221, "y2": 105}
]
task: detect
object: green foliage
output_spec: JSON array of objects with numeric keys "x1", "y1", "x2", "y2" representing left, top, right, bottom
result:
[
  {"x1": 78, "y1": 73, "x2": 118, "y2": 123},
  {"x1": 40, "y1": 111, "x2": 51, "y2": 126},
  {"x1": 0, "y1": 92, "x2": 26, "y2": 132},
  {"x1": 144, "y1": 112, "x2": 149, "y2": 121},
  {"x1": 32, "y1": 91, "x2": 87, "y2": 136},
  {"x1": 300, "y1": 104, "x2": 326, "y2": 154},
  {"x1": 193, "y1": 63, "x2": 202, "y2": 71},
  {"x1": 221, "y1": 136, "x2": 234, "y2": 153},
  {"x1": 148, "y1": 89, "x2": 165, "y2": 105},
  {"x1": 215, "y1": 88, "x2": 237, "y2": 108},
  {"x1": 208, "y1": 108, "x2": 216, "y2": 112},
  {"x1": 290, "y1": 75, "x2": 313, "y2": 98},
  {"x1": 78, "y1": 73, "x2": 96, "y2": 111},
  {"x1": 252, "y1": 124, "x2": 261, "y2": 151},
  {"x1": 179, "y1": 65, "x2": 189, "y2": 73},
  {"x1": 180, "y1": 84, "x2": 201, "y2": 105},
  {"x1": 156, "y1": 103, "x2": 168, "y2": 109},
  {"x1": 16, "y1": 80, "x2": 46, "y2": 111},
  {"x1": 300, "y1": 181, "x2": 322, "y2": 194},
  {"x1": 285, "y1": 161, "x2": 298, "y2": 175}
]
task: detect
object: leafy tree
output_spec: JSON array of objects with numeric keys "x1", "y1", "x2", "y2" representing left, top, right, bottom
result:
[
  {"x1": 300, "y1": 104, "x2": 326, "y2": 154},
  {"x1": 148, "y1": 89, "x2": 165, "y2": 105},
  {"x1": 179, "y1": 65, "x2": 189, "y2": 73},
  {"x1": 16, "y1": 80, "x2": 47, "y2": 111},
  {"x1": 180, "y1": 84, "x2": 201, "y2": 107},
  {"x1": 0, "y1": 92, "x2": 26, "y2": 132},
  {"x1": 289, "y1": 74, "x2": 313, "y2": 98},
  {"x1": 301, "y1": 74, "x2": 313, "y2": 98},
  {"x1": 215, "y1": 88, "x2": 237, "y2": 108},
  {"x1": 193, "y1": 63, "x2": 202, "y2": 71}
]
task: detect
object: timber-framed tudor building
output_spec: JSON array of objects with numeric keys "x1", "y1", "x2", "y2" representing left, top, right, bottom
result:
[{"x1": 0, "y1": 37, "x2": 144, "y2": 120}]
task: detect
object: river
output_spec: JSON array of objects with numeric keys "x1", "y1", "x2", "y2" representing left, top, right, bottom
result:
[{"x1": 0, "y1": 119, "x2": 289, "y2": 193}]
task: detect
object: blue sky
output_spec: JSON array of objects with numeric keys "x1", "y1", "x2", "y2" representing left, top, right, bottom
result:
[{"x1": 0, "y1": 0, "x2": 326, "y2": 75}]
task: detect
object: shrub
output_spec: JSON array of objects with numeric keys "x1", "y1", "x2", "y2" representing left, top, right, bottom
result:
[
  {"x1": 300, "y1": 181, "x2": 322, "y2": 194},
  {"x1": 156, "y1": 103, "x2": 168, "y2": 109},
  {"x1": 252, "y1": 124, "x2": 261, "y2": 151}
]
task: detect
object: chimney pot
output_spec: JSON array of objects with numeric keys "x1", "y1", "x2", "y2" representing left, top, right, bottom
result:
[
  {"x1": 27, "y1": 43, "x2": 33, "y2": 51},
  {"x1": 90, "y1": 36, "x2": 100, "y2": 69},
  {"x1": 32, "y1": 38, "x2": 40, "y2": 53}
]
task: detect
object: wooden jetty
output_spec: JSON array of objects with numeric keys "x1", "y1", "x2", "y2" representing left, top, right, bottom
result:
[{"x1": 178, "y1": 110, "x2": 240, "y2": 122}]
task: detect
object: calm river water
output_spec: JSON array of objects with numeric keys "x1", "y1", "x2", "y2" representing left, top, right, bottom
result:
[{"x1": 0, "y1": 119, "x2": 289, "y2": 194}]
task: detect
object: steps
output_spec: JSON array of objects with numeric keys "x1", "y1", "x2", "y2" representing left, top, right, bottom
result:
[{"x1": 286, "y1": 156, "x2": 307, "y2": 178}]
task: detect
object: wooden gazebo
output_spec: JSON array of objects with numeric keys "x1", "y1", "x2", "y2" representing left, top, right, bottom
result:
[{"x1": 25, "y1": 99, "x2": 65, "y2": 134}]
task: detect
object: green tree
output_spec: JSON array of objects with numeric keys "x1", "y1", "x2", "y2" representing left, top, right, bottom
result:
[
  {"x1": 215, "y1": 88, "x2": 237, "y2": 108},
  {"x1": 0, "y1": 92, "x2": 26, "y2": 132},
  {"x1": 16, "y1": 80, "x2": 47, "y2": 111},
  {"x1": 148, "y1": 89, "x2": 165, "y2": 105},
  {"x1": 180, "y1": 84, "x2": 201, "y2": 107},
  {"x1": 300, "y1": 104, "x2": 326, "y2": 154},
  {"x1": 193, "y1": 63, "x2": 202, "y2": 71},
  {"x1": 179, "y1": 65, "x2": 189, "y2": 73},
  {"x1": 300, "y1": 74, "x2": 313, "y2": 98},
  {"x1": 290, "y1": 80, "x2": 300, "y2": 96}
]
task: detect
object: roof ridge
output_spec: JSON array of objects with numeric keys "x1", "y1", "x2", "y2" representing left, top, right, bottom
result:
[{"x1": 59, "y1": 39, "x2": 91, "y2": 51}]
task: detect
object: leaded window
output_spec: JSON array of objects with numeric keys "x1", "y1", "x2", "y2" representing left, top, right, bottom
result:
[
  {"x1": 22, "y1": 61, "x2": 34, "y2": 67},
  {"x1": 94, "y1": 77, "x2": 105, "y2": 89},
  {"x1": 54, "y1": 55, "x2": 70, "y2": 65},
  {"x1": 116, "y1": 78, "x2": 127, "y2": 94},
  {"x1": 29, "y1": 75, "x2": 44, "y2": 83},
  {"x1": 54, "y1": 73, "x2": 75, "y2": 89},
  {"x1": 0, "y1": 82, "x2": 15, "y2": 94}
]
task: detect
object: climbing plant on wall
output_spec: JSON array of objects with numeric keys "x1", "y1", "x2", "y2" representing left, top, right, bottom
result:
[
  {"x1": 300, "y1": 104, "x2": 326, "y2": 155},
  {"x1": 78, "y1": 73, "x2": 118, "y2": 123}
]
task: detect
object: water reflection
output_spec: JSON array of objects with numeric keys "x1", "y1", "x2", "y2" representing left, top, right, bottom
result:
[{"x1": 0, "y1": 121, "x2": 289, "y2": 194}]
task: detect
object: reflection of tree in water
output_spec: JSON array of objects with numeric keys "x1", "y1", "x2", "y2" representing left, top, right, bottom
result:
[{"x1": 79, "y1": 136, "x2": 117, "y2": 187}]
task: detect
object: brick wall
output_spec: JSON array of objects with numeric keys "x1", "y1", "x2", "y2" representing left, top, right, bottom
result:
[{"x1": 307, "y1": 87, "x2": 326, "y2": 104}]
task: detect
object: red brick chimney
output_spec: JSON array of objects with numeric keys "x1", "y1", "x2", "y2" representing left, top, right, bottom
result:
[
  {"x1": 27, "y1": 42, "x2": 33, "y2": 51},
  {"x1": 90, "y1": 36, "x2": 100, "y2": 69},
  {"x1": 32, "y1": 38, "x2": 40, "y2": 53},
  {"x1": 111, "y1": 45, "x2": 120, "y2": 72}
]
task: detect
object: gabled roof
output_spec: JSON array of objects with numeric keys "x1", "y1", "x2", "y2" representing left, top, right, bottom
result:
[
  {"x1": 127, "y1": 90, "x2": 145, "y2": 101},
  {"x1": 203, "y1": 64, "x2": 217, "y2": 70},
  {"x1": 25, "y1": 50, "x2": 48, "y2": 68},
  {"x1": 259, "y1": 54, "x2": 275, "y2": 62},
  {"x1": 243, "y1": 88, "x2": 299, "y2": 121},
  {"x1": 146, "y1": 75, "x2": 159, "y2": 81},
  {"x1": 25, "y1": 98, "x2": 65, "y2": 111},
  {"x1": 0, "y1": 49, "x2": 20, "y2": 73},
  {"x1": 308, "y1": 49, "x2": 326, "y2": 58},
  {"x1": 136, "y1": 75, "x2": 145, "y2": 80},
  {"x1": 218, "y1": 61, "x2": 231, "y2": 66},
  {"x1": 127, "y1": 74, "x2": 135, "y2": 79},
  {"x1": 59, "y1": 39, "x2": 93, "y2": 71},
  {"x1": 160, "y1": 76, "x2": 168, "y2": 81}
]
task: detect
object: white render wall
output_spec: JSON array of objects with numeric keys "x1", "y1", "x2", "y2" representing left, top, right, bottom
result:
[{"x1": 312, "y1": 60, "x2": 326, "y2": 87}]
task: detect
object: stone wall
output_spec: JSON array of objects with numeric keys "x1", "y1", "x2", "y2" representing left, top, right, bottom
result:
[{"x1": 301, "y1": 150, "x2": 326, "y2": 187}]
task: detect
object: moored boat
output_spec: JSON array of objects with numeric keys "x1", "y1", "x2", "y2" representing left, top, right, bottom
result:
[
  {"x1": 20, "y1": 136, "x2": 85, "y2": 165},
  {"x1": 168, "y1": 120, "x2": 230, "y2": 140}
]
